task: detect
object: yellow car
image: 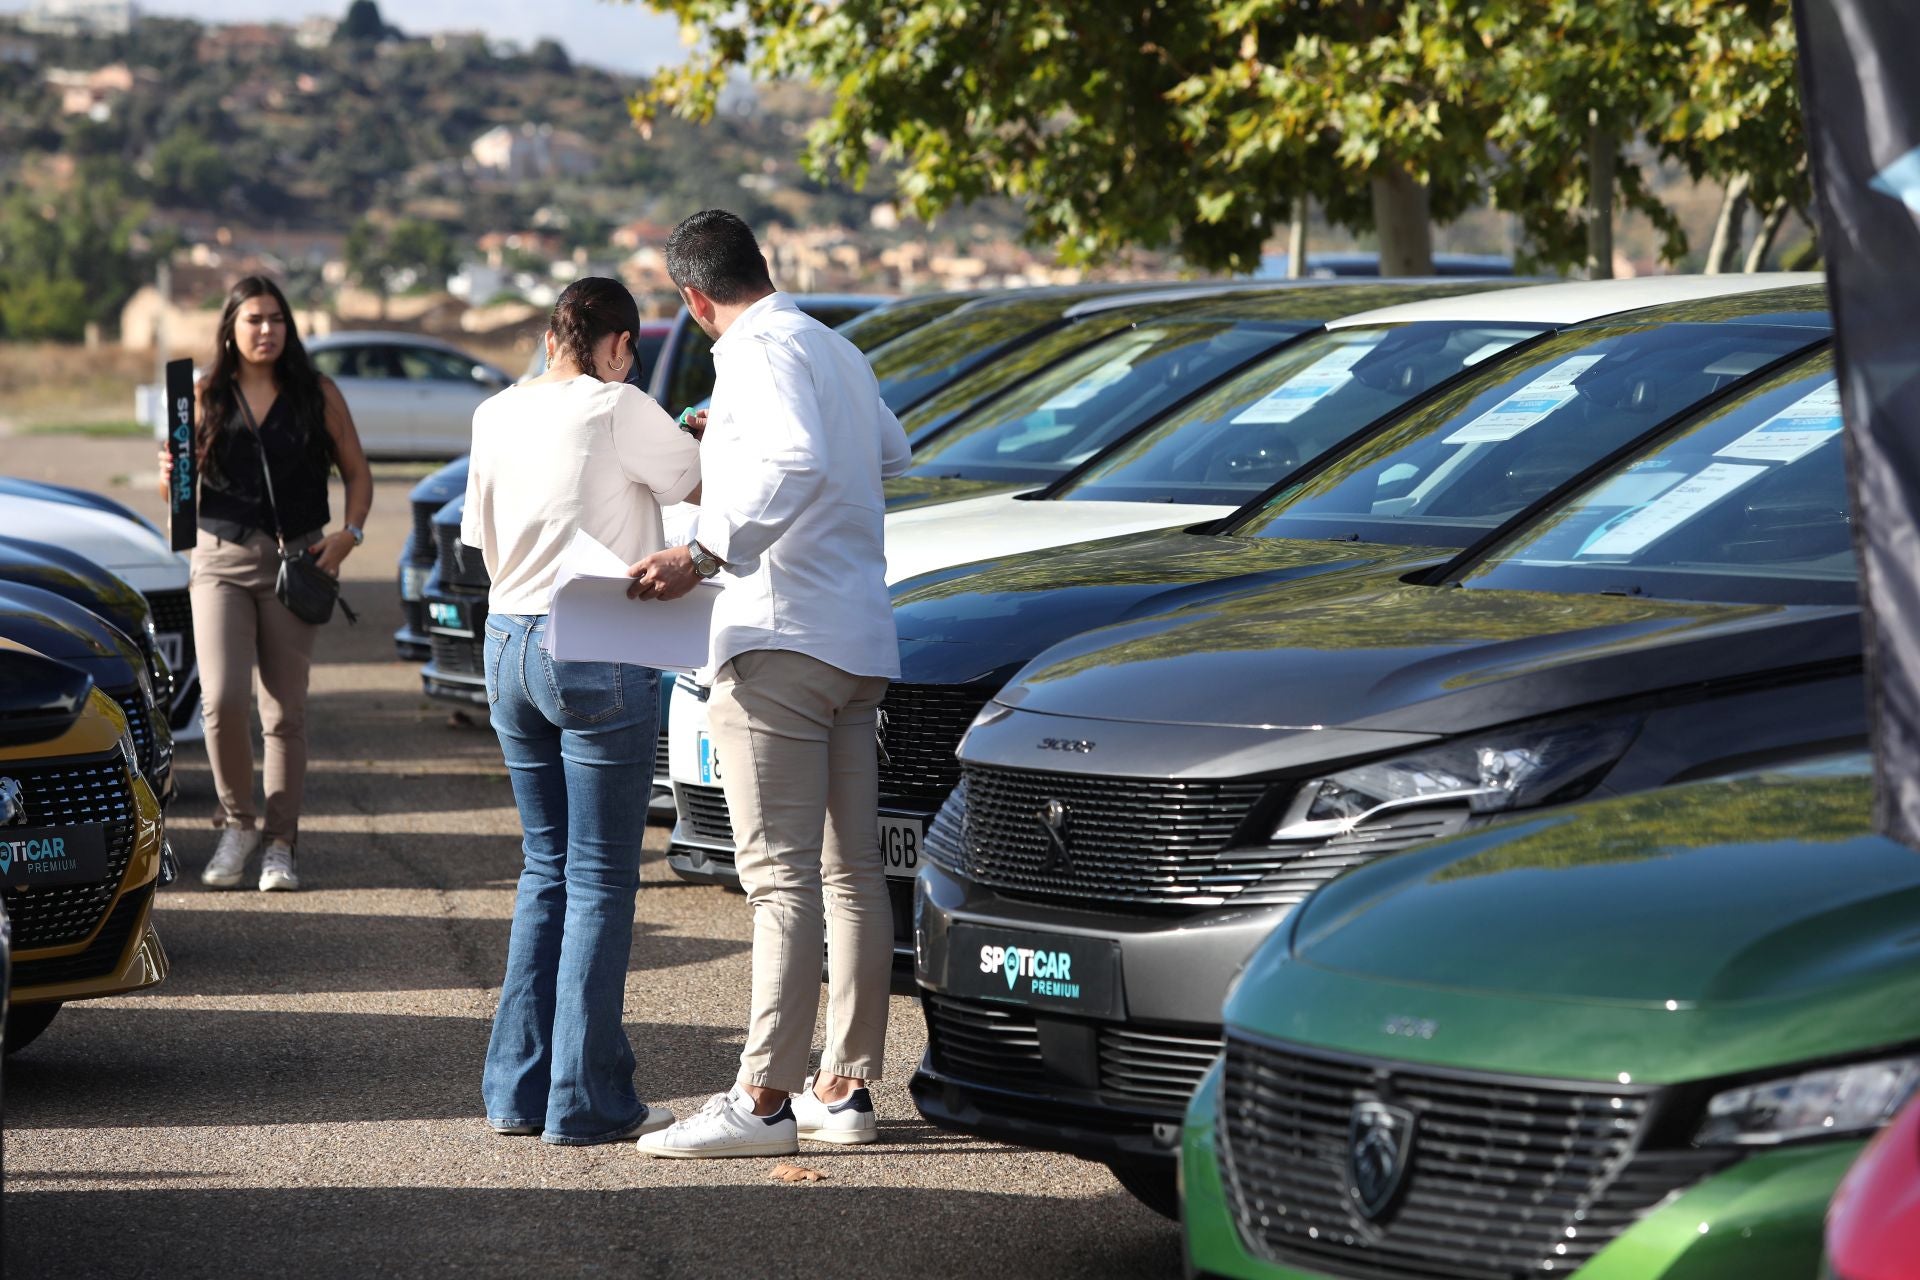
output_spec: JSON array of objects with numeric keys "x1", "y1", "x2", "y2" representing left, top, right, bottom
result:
[{"x1": 1, "y1": 641, "x2": 168, "y2": 1053}]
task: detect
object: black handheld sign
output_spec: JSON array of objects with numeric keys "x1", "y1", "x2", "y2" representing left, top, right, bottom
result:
[{"x1": 164, "y1": 357, "x2": 196, "y2": 550}]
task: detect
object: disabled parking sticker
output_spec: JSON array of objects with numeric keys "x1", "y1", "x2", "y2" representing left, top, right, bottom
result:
[
  {"x1": 1714, "y1": 380, "x2": 1843, "y2": 464},
  {"x1": 1443, "y1": 354, "x2": 1605, "y2": 444},
  {"x1": 1578, "y1": 462, "x2": 1767, "y2": 556},
  {"x1": 1230, "y1": 338, "x2": 1382, "y2": 424}
]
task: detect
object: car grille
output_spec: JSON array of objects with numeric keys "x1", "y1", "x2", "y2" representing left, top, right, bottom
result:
[
  {"x1": 1217, "y1": 1036, "x2": 1737, "y2": 1280},
  {"x1": 925, "y1": 994, "x2": 1220, "y2": 1118},
  {"x1": 400, "y1": 598, "x2": 428, "y2": 641},
  {"x1": 428, "y1": 632, "x2": 484, "y2": 679},
  {"x1": 877, "y1": 684, "x2": 994, "y2": 801},
  {"x1": 144, "y1": 587, "x2": 195, "y2": 672},
  {"x1": 653, "y1": 729, "x2": 671, "y2": 790},
  {"x1": 10, "y1": 882, "x2": 152, "y2": 989},
  {"x1": 682, "y1": 783, "x2": 735, "y2": 849},
  {"x1": 925, "y1": 767, "x2": 1269, "y2": 910},
  {"x1": 2, "y1": 752, "x2": 138, "y2": 950},
  {"x1": 111, "y1": 688, "x2": 169, "y2": 786},
  {"x1": 409, "y1": 499, "x2": 439, "y2": 566},
  {"x1": 434, "y1": 524, "x2": 491, "y2": 591}
]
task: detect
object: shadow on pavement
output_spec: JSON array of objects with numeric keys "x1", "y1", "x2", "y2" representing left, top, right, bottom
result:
[{"x1": 3, "y1": 1184, "x2": 1182, "y2": 1278}]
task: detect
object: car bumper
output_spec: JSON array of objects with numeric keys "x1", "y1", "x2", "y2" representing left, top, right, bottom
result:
[
  {"x1": 1181, "y1": 1060, "x2": 1860, "y2": 1279},
  {"x1": 910, "y1": 858, "x2": 1286, "y2": 1166},
  {"x1": 421, "y1": 587, "x2": 490, "y2": 705},
  {"x1": 395, "y1": 559, "x2": 432, "y2": 661}
]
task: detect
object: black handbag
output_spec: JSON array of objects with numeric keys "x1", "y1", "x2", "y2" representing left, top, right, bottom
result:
[{"x1": 237, "y1": 392, "x2": 357, "y2": 626}]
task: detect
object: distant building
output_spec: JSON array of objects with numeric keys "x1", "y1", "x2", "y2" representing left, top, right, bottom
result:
[
  {"x1": 293, "y1": 16, "x2": 336, "y2": 49},
  {"x1": 20, "y1": 0, "x2": 135, "y2": 37},
  {"x1": 45, "y1": 63, "x2": 134, "y2": 119},
  {"x1": 196, "y1": 23, "x2": 287, "y2": 63},
  {"x1": 0, "y1": 35, "x2": 38, "y2": 65},
  {"x1": 470, "y1": 124, "x2": 597, "y2": 183}
]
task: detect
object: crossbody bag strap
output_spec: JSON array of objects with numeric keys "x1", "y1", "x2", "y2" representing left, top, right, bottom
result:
[{"x1": 233, "y1": 389, "x2": 288, "y2": 552}]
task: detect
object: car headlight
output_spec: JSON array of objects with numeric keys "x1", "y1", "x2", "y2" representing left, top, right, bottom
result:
[
  {"x1": 1273, "y1": 717, "x2": 1640, "y2": 840},
  {"x1": 1696, "y1": 1057, "x2": 1920, "y2": 1146}
]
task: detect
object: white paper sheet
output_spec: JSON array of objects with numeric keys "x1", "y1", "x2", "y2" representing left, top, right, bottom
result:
[
  {"x1": 1443, "y1": 354, "x2": 1605, "y2": 444},
  {"x1": 542, "y1": 530, "x2": 719, "y2": 673},
  {"x1": 1714, "y1": 381, "x2": 1843, "y2": 464},
  {"x1": 1230, "y1": 339, "x2": 1381, "y2": 425},
  {"x1": 1578, "y1": 462, "x2": 1766, "y2": 557}
]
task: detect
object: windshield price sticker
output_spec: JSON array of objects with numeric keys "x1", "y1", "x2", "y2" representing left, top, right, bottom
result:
[
  {"x1": 1037, "y1": 336, "x2": 1158, "y2": 411},
  {"x1": 1231, "y1": 338, "x2": 1382, "y2": 424},
  {"x1": 1444, "y1": 354, "x2": 1606, "y2": 445},
  {"x1": 1579, "y1": 462, "x2": 1767, "y2": 557},
  {"x1": 1714, "y1": 381, "x2": 1843, "y2": 464}
]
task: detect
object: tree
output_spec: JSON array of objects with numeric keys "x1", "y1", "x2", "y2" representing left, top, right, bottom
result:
[
  {"x1": 149, "y1": 128, "x2": 234, "y2": 209},
  {"x1": 336, "y1": 0, "x2": 392, "y2": 43},
  {"x1": 345, "y1": 217, "x2": 460, "y2": 314},
  {"x1": 0, "y1": 169, "x2": 148, "y2": 340}
]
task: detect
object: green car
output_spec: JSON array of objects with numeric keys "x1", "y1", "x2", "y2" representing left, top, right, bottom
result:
[{"x1": 1182, "y1": 758, "x2": 1920, "y2": 1279}]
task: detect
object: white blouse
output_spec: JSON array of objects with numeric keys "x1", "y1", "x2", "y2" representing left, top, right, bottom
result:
[{"x1": 462, "y1": 376, "x2": 700, "y2": 615}]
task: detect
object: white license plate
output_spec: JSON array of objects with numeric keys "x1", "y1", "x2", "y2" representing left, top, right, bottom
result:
[
  {"x1": 155, "y1": 632, "x2": 184, "y2": 670},
  {"x1": 879, "y1": 814, "x2": 923, "y2": 880},
  {"x1": 697, "y1": 730, "x2": 723, "y2": 785}
]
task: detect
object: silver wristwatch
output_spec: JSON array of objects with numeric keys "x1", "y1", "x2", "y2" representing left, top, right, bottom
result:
[
  {"x1": 688, "y1": 541, "x2": 722, "y2": 579},
  {"x1": 345, "y1": 523, "x2": 365, "y2": 547}
]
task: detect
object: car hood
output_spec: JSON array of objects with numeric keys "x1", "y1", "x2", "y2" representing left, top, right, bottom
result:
[
  {"x1": 1003, "y1": 574, "x2": 1863, "y2": 731},
  {"x1": 0, "y1": 538, "x2": 147, "y2": 633},
  {"x1": 1279, "y1": 769, "x2": 1920, "y2": 1010},
  {"x1": 0, "y1": 494, "x2": 186, "y2": 586},
  {"x1": 410, "y1": 456, "x2": 469, "y2": 506},
  {"x1": 882, "y1": 494, "x2": 1238, "y2": 585},
  {"x1": 894, "y1": 529, "x2": 1436, "y2": 686},
  {"x1": 883, "y1": 475, "x2": 1025, "y2": 513}
]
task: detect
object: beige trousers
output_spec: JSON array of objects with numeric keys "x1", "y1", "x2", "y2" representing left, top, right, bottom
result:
[
  {"x1": 708, "y1": 648, "x2": 892, "y2": 1093},
  {"x1": 189, "y1": 527, "x2": 320, "y2": 844}
]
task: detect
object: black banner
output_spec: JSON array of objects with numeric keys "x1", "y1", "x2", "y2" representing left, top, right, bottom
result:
[
  {"x1": 164, "y1": 357, "x2": 196, "y2": 551},
  {"x1": 1796, "y1": 0, "x2": 1920, "y2": 845}
]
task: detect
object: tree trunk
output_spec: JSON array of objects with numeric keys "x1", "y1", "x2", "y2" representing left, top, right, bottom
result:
[
  {"x1": 1370, "y1": 166, "x2": 1433, "y2": 276},
  {"x1": 1745, "y1": 197, "x2": 1790, "y2": 272},
  {"x1": 1286, "y1": 198, "x2": 1308, "y2": 279},
  {"x1": 1705, "y1": 173, "x2": 1752, "y2": 275},
  {"x1": 1586, "y1": 113, "x2": 1617, "y2": 279}
]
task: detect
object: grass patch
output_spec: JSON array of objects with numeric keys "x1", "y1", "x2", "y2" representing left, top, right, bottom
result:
[{"x1": 24, "y1": 418, "x2": 151, "y2": 438}]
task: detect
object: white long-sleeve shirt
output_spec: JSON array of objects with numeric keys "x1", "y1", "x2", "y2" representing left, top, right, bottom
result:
[{"x1": 695, "y1": 292, "x2": 912, "y2": 678}]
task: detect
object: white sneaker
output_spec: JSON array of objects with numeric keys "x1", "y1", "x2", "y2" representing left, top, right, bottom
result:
[
  {"x1": 636, "y1": 1087, "x2": 798, "y2": 1159},
  {"x1": 258, "y1": 841, "x2": 301, "y2": 892},
  {"x1": 201, "y1": 828, "x2": 261, "y2": 888},
  {"x1": 794, "y1": 1076, "x2": 878, "y2": 1145}
]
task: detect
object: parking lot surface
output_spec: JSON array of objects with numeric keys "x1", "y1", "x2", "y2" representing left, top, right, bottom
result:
[{"x1": 1, "y1": 438, "x2": 1179, "y2": 1278}]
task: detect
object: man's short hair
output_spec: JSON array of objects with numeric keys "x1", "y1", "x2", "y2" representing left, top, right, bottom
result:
[{"x1": 665, "y1": 210, "x2": 775, "y2": 305}]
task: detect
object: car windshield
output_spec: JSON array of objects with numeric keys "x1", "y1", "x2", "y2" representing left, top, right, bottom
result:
[
  {"x1": 870, "y1": 295, "x2": 1099, "y2": 414},
  {"x1": 1232, "y1": 320, "x2": 1825, "y2": 548},
  {"x1": 1056, "y1": 322, "x2": 1541, "y2": 505},
  {"x1": 1460, "y1": 350, "x2": 1848, "y2": 604},
  {"x1": 839, "y1": 295, "x2": 971, "y2": 352},
  {"x1": 902, "y1": 318, "x2": 1310, "y2": 485}
]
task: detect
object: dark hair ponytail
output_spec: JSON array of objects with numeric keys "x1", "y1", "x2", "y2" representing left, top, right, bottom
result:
[{"x1": 550, "y1": 277, "x2": 640, "y2": 381}]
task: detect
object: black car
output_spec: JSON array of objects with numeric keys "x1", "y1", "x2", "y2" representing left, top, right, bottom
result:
[
  {"x1": 834, "y1": 291, "x2": 984, "y2": 354},
  {"x1": 912, "y1": 339, "x2": 1856, "y2": 1213},
  {"x1": 0, "y1": 582, "x2": 172, "y2": 802},
  {"x1": 395, "y1": 457, "x2": 471, "y2": 661},
  {"x1": 0, "y1": 535, "x2": 172, "y2": 715}
]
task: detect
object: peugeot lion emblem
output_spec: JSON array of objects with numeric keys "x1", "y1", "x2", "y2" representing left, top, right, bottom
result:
[
  {"x1": 0, "y1": 777, "x2": 24, "y2": 828},
  {"x1": 1347, "y1": 1097, "x2": 1417, "y2": 1224},
  {"x1": 1037, "y1": 798, "x2": 1073, "y2": 871}
]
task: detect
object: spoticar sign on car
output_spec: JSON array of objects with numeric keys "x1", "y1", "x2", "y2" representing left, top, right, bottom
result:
[
  {"x1": 947, "y1": 923, "x2": 1121, "y2": 1018},
  {"x1": 0, "y1": 823, "x2": 109, "y2": 887}
]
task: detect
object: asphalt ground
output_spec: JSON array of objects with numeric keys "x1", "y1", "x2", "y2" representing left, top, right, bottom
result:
[{"x1": 0, "y1": 437, "x2": 1181, "y2": 1278}]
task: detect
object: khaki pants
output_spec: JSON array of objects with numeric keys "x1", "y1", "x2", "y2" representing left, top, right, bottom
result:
[
  {"x1": 189, "y1": 527, "x2": 320, "y2": 845},
  {"x1": 708, "y1": 648, "x2": 892, "y2": 1093}
]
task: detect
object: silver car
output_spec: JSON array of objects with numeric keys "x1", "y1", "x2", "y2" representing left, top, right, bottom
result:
[{"x1": 307, "y1": 332, "x2": 510, "y2": 459}]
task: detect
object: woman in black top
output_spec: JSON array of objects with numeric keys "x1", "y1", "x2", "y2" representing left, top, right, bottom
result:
[{"x1": 164, "y1": 275, "x2": 373, "y2": 891}]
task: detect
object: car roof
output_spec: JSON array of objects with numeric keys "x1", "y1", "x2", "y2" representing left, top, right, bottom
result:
[
  {"x1": 1326, "y1": 272, "x2": 1825, "y2": 328},
  {"x1": 307, "y1": 331, "x2": 482, "y2": 353}
]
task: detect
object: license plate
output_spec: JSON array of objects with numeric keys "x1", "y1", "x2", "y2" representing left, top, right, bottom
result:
[
  {"x1": 880, "y1": 813, "x2": 923, "y2": 881},
  {"x1": 0, "y1": 824, "x2": 111, "y2": 889},
  {"x1": 947, "y1": 922, "x2": 1123, "y2": 1019},
  {"x1": 155, "y1": 632, "x2": 184, "y2": 670},
  {"x1": 697, "y1": 730, "x2": 723, "y2": 785},
  {"x1": 427, "y1": 602, "x2": 468, "y2": 633},
  {"x1": 401, "y1": 565, "x2": 429, "y2": 602}
]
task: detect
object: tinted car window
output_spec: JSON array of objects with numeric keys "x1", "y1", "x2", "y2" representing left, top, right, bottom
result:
[
  {"x1": 897, "y1": 313, "x2": 1143, "y2": 445},
  {"x1": 1059, "y1": 322, "x2": 1541, "y2": 506},
  {"x1": 1462, "y1": 350, "x2": 1848, "y2": 604},
  {"x1": 396, "y1": 346, "x2": 480, "y2": 382},
  {"x1": 310, "y1": 346, "x2": 362, "y2": 378},
  {"x1": 903, "y1": 319, "x2": 1309, "y2": 484},
  {"x1": 1235, "y1": 321, "x2": 1823, "y2": 548},
  {"x1": 869, "y1": 295, "x2": 1091, "y2": 414},
  {"x1": 839, "y1": 295, "x2": 972, "y2": 352}
]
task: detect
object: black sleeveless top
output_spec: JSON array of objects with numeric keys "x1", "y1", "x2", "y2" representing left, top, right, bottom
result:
[{"x1": 199, "y1": 393, "x2": 333, "y2": 541}]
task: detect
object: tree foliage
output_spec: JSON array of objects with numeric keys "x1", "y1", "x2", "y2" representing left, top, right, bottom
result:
[
  {"x1": 0, "y1": 169, "x2": 148, "y2": 339},
  {"x1": 636, "y1": 0, "x2": 1808, "y2": 274}
]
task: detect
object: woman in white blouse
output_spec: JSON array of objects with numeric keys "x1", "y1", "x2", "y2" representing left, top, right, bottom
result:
[{"x1": 461, "y1": 277, "x2": 700, "y2": 1145}]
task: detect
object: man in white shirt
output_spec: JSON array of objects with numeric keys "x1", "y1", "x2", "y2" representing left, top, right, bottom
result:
[{"x1": 627, "y1": 210, "x2": 911, "y2": 1158}]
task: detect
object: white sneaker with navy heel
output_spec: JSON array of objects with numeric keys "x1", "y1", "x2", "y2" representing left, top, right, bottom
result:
[
  {"x1": 636, "y1": 1086, "x2": 798, "y2": 1158},
  {"x1": 793, "y1": 1075, "x2": 878, "y2": 1145}
]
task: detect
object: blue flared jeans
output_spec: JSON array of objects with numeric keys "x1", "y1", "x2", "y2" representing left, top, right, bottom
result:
[{"x1": 480, "y1": 613, "x2": 659, "y2": 1143}]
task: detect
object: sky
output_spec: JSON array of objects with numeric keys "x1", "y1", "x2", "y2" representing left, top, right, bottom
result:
[{"x1": 1, "y1": 0, "x2": 694, "y2": 74}]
